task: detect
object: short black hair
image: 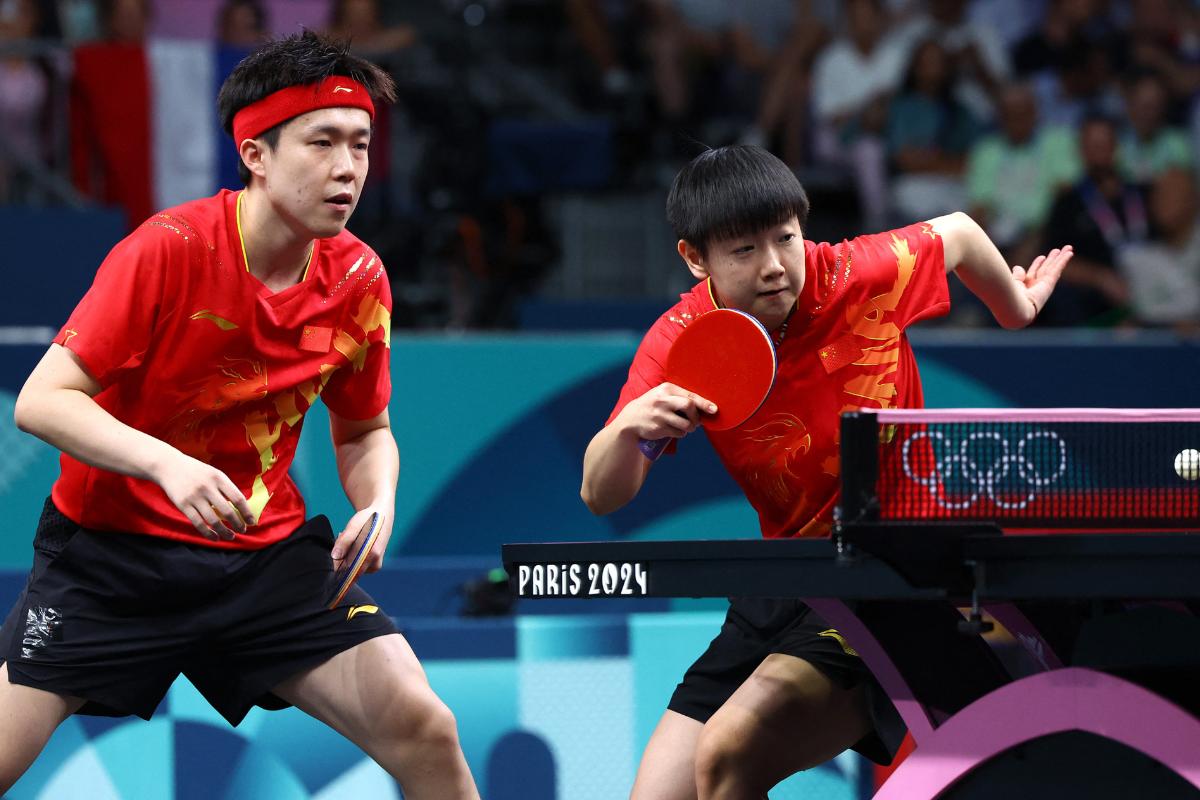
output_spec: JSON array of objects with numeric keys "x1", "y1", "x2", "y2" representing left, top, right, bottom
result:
[
  {"x1": 665, "y1": 145, "x2": 809, "y2": 256},
  {"x1": 217, "y1": 30, "x2": 397, "y2": 185}
]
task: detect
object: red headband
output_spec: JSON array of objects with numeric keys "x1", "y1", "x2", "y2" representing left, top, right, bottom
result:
[{"x1": 232, "y1": 78, "x2": 375, "y2": 143}]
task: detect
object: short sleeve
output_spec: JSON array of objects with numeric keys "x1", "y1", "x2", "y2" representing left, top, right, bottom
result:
[
  {"x1": 54, "y1": 224, "x2": 172, "y2": 387},
  {"x1": 605, "y1": 319, "x2": 676, "y2": 426},
  {"x1": 321, "y1": 265, "x2": 393, "y2": 421},
  {"x1": 844, "y1": 223, "x2": 951, "y2": 330}
]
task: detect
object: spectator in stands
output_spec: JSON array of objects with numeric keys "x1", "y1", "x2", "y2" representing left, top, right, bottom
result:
[
  {"x1": 1120, "y1": 0, "x2": 1200, "y2": 112},
  {"x1": 216, "y1": 0, "x2": 268, "y2": 49},
  {"x1": 565, "y1": 0, "x2": 746, "y2": 164},
  {"x1": 642, "y1": 0, "x2": 735, "y2": 143},
  {"x1": 327, "y1": 0, "x2": 417, "y2": 55},
  {"x1": 966, "y1": 0, "x2": 1047, "y2": 52},
  {"x1": 1029, "y1": 37, "x2": 1123, "y2": 130},
  {"x1": 69, "y1": 0, "x2": 154, "y2": 228},
  {"x1": 886, "y1": 37, "x2": 981, "y2": 223},
  {"x1": 966, "y1": 83, "x2": 1079, "y2": 265},
  {"x1": 564, "y1": 0, "x2": 644, "y2": 109},
  {"x1": 811, "y1": 0, "x2": 909, "y2": 230},
  {"x1": 1117, "y1": 168, "x2": 1200, "y2": 332},
  {"x1": 214, "y1": 0, "x2": 269, "y2": 192},
  {"x1": 0, "y1": 0, "x2": 47, "y2": 201},
  {"x1": 102, "y1": 0, "x2": 148, "y2": 43},
  {"x1": 739, "y1": 0, "x2": 832, "y2": 167},
  {"x1": 1040, "y1": 115, "x2": 1145, "y2": 326},
  {"x1": 1119, "y1": 71, "x2": 1193, "y2": 183},
  {"x1": 1011, "y1": 0, "x2": 1109, "y2": 78},
  {"x1": 897, "y1": 0, "x2": 1011, "y2": 123}
]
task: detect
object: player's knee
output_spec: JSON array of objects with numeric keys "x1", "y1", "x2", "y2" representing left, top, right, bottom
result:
[
  {"x1": 392, "y1": 690, "x2": 461, "y2": 753},
  {"x1": 693, "y1": 723, "x2": 747, "y2": 794},
  {"x1": 421, "y1": 699, "x2": 462, "y2": 752}
]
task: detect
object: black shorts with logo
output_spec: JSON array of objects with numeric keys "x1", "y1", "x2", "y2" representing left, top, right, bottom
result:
[
  {"x1": 667, "y1": 597, "x2": 906, "y2": 765},
  {"x1": 0, "y1": 499, "x2": 397, "y2": 726}
]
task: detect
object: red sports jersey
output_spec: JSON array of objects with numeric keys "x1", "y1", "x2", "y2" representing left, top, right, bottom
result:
[
  {"x1": 609, "y1": 223, "x2": 950, "y2": 538},
  {"x1": 52, "y1": 189, "x2": 392, "y2": 548}
]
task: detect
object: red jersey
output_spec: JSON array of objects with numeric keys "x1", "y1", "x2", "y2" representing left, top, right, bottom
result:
[
  {"x1": 52, "y1": 189, "x2": 392, "y2": 548},
  {"x1": 609, "y1": 223, "x2": 950, "y2": 538}
]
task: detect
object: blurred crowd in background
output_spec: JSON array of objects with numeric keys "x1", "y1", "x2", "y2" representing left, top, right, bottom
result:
[{"x1": 2, "y1": 0, "x2": 1200, "y2": 333}]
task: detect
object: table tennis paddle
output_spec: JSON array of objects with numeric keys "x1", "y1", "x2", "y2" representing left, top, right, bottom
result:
[
  {"x1": 328, "y1": 511, "x2": 381, "y2": 608},
  {"x1": 638, "y1": 308, "x2": 777, "y2": 461}
]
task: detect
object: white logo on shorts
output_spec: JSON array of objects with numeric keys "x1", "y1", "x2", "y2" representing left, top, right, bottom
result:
[{"x1": 22, "y1": 606, "x2": 63, "y2": 659}]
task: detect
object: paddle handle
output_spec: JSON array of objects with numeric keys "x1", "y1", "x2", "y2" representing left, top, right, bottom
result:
[{"x1": 637, "y1": 437, "x2": 670, "y2": 461}]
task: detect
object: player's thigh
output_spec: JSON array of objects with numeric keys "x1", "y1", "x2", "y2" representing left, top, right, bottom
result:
[
  {"x1": 630, "y1": 709, "x2": 703, "y2": 800},
  {"x1": 269, "y1": 632, "x2": 446, "y2": 743},
  {"x1": 0, "y1": 662, "x2": 84, "y2": 771},
  {"x1": 700, "y1": 653, "x2": 871, "y2": 782}
]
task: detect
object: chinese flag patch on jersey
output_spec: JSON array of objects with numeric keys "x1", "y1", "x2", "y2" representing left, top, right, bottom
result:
[{"x1": 299, "y1": 325, "x2": 332, "y2": 352}]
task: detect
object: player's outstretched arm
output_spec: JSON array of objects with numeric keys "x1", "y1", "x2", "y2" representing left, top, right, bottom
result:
[
  {"x1": 329, "y1": 409, "x2": 398, "y2": 574},
  {"x1": 930, "y1": 211, "x2": 1074, "y2": 329},
  {"x1": 13, "y1": 344, "x2": 255, "y2": 539},
  {"x1": 581, "y1": 383, "x2": 715, "y2": 515}
]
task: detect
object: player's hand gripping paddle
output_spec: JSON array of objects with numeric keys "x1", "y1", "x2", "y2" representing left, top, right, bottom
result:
[
  {"x1": 638, "y1": 308, "x2": 777, "y2": 461},
  {"x1": 328, "y1": 511, "x2": 381, "y2": 608}
]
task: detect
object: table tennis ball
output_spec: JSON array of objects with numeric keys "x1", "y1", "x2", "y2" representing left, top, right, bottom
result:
[{"x1": 1175, "y1": 449, "x2": 1200, "y2": 480}]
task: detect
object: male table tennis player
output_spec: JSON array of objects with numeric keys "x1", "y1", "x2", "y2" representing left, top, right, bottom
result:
[
  {"x1": 0, "y1": 32, "x2": 479, "y2": 799},
  {"x1": 582, "y1": 145, "x2": 1072, "y2": 799}
]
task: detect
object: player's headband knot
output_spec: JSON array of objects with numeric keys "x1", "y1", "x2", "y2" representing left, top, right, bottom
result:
[{"x1": 232, "y1": 78, "x2": 375, "y2": 144}]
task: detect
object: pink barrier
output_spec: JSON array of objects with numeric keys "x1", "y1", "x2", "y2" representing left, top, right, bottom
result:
[{"x1": 873, "y1": 667, "x2": 1200, "y2": 799}]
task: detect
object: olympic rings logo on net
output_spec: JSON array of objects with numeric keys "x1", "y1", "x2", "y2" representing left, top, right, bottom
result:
[{"x1": 900, "y1": 430, "x2": 1068, "y2": 510}]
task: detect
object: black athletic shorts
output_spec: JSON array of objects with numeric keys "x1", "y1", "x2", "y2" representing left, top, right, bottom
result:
[
  {"x1": 667, "y1": 597, "x2": 906, "y2": 765},
  {"x1": 0, "y1": 498, "x2": 397, "y2": 726}
]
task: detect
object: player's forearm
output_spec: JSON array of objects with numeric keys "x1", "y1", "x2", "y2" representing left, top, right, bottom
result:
[
  {"x1": 581, "y1": 422, "x2": 649, "y2": 515},
  {"x1": 931, "y1": 211, "x2": 1035, "y2": 329},
  {"x1": 14, "y1": 386, "x2": 178, "y2": 483},
  {"x1": 334, "y1": 426, "x2": 399, "y2": 510}
]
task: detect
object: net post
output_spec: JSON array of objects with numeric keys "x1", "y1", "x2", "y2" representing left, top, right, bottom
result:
[{"x1": 839, "y1": 411, "x2": 880, "y2": 525}]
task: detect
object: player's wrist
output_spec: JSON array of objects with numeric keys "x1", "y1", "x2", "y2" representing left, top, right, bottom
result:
[{"x1": 142, "y1": 440, "x2": 185, "y2": 485}]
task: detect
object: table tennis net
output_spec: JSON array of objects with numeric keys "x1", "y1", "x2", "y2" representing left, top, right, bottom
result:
[{"x1": 840, "y1": 410, "x2": 1200, "y2": 529}]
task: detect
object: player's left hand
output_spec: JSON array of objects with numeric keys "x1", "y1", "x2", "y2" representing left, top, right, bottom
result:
[
  {"x1": 1011, "y1": 245, "x2": 1074, "y2": 327},
  {"x1": 332, "y1": 504, "x2": 393, "y2": 575}
]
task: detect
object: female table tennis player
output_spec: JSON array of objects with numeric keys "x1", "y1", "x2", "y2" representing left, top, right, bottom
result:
[{"x1": 581, "y1": 144, "x2": 1072, "y2": 799}]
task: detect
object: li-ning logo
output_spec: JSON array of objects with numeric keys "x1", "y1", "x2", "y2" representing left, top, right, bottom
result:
[
  {"x1": 22, "y1": 606, "x2": 63, "y2": 659},
  {"x1": 901, "y1": 430, "x2": 1067, "y2": 510},
  {"x1": 333, "y1": 86, "x2": 353, "y2": 94},
  {"x1": 346, "y1": 604, "x2": 379, "y2": 620}
]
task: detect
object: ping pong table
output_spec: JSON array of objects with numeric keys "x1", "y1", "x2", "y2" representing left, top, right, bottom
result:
[{"x1": 502, "y1": 408, "x2": 1200, "y2": 799}]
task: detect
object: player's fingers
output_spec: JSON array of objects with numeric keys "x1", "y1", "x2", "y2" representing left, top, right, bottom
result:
[
  {"x1": 1011, "y1": 265, "x2": 1026, "y2": 282},
  {"x1": 211, "y1": 491, "x2": 247, "y2": 534},
  {"x1": 1050, "y1": 245, "x2": 1074, "y2": 273},
  {"x1": 216, "y1": 476, "x2": 256, "y2": 528},
  {"x1": 679, "y1": 394, "x2": 706, "y2": 425},
  {"x1": 661, "y1": 409, "x2": 695, "y2": 436},
  {"x1": 330, "y1": 523, "x2": 364, "y2": 561},
  {"x1": 1035, "y1": 247, "x2": 1073, "y2": 289},
  {"x1": 691, "y1": 392, "x2": 718, "y2": 415},
  {"x1": 1026, "y1": 256, "x2": 1045, "y2": 280},
  {"x1": 201, "y1": 488, "x2": 240, "y2": 538},
  {"x1": 659, "y1": 383, "x2": 717, "y2": 413},
  {"x1": 184, "y1": 506, "x2": 219, "y2": 541},
  {"x1": 200, "y1": 501, "x2": 237, "y2": 541},
  {"x1": 363, "y1": 540, "x2": 386, "y2": 574},
  {"x1": 661, "y1": 394, "x2": 699, "y2": 425}
]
